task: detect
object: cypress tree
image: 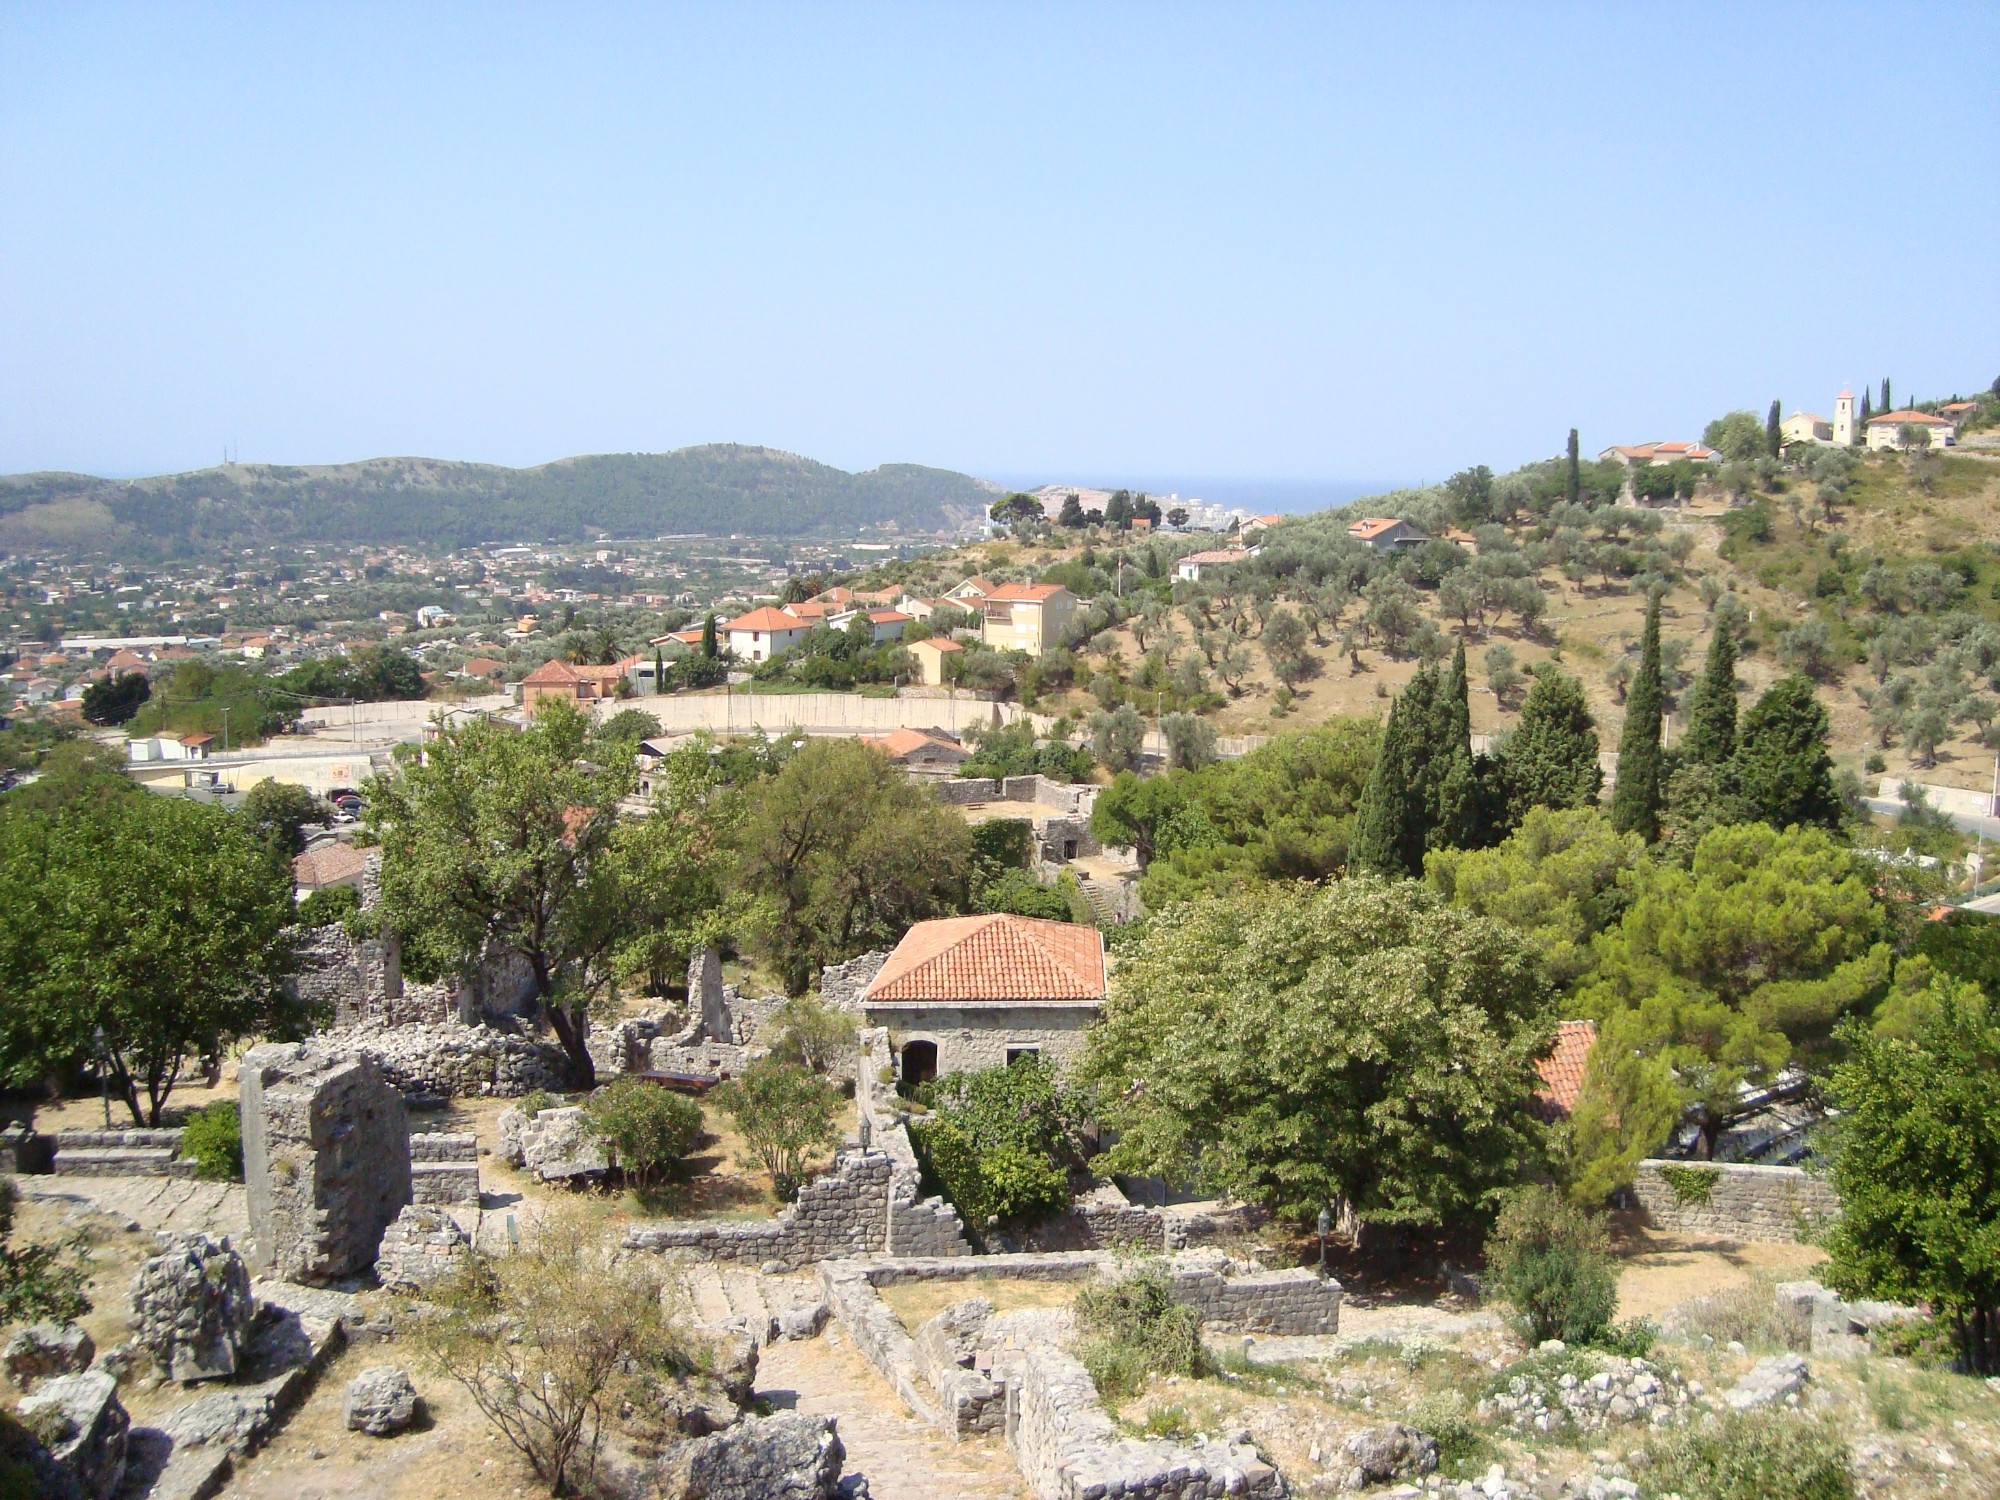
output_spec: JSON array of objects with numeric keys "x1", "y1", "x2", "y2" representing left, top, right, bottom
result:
[
  {"x1": 1427, "y1": 642, "x2": 1481, "y2": 850},
  {"x1": 1498, "y1": 665, "x2": 1602, "y2": 824},
  {"x1": 1860, "y1": 388, "x2": 1873, "y2": 429},
  {"x1": 700, "y1": 613, "x2": 718, "y2": 658},
  {"x1": 1610, "y1": 596, "x2": 1665, "y2": 842},
  {"x1": 1679, "y1": 627, "x2": 1738, "y2": 767},
  {"x1": 1731, "y1": 674, "x2": 1841, "y2": 832},
  {"x1": 1058, "y1": 492, "x2": 1087, "y2": 528},
  {"x1": 1882, "y1": 377, "x2": 1892, "y2": 414},
  {"x1": 653, "y1": 648, "x2": 665, "y2": 693},
  {"x1": 1353, "y1": 670, "x2": 1435, "y2": 877},
  {"x1": 1565, "y1": 429, "x2": 1581, "y2": 506},
  {"x1": 1766, "y1": 400, "x2": 1782, "y2": 458}
]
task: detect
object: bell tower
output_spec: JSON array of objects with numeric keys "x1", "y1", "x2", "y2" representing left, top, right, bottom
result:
[{"x1": 1833, "y1": 387, "x2": 1856, "y2": 447}]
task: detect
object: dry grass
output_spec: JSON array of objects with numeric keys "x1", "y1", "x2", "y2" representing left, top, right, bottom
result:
[{"x1": 1608, "y1": 1222, "x2": 1827, "y2": 1325}]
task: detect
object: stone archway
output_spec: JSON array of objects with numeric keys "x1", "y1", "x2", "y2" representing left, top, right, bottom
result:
[{"x1": 900, "y1": 1038, "x2": 938, "y2": 1089}]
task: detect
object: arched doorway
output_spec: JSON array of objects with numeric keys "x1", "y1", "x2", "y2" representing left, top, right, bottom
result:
[{"x1": 900, "y1": 1039, "x2": 938, "y2": 1090}]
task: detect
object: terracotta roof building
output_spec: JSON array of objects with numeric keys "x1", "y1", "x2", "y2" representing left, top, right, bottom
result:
[
  {"x1": 906, "y1": 635, "x2": 964, "y2": 686},
  {"x1": 293, "y1": 840, "x2": 369, "y2": 894},
  {"x1": 724, "y1": 606, "x2": 814, "y2": 663},
  {"x1": 1346, "y1": 517, "x2": 1431, "y2": 552},
  {"x1": 861, "y1": 913, "x2": 1108, "y2": 1083},
  {"x1": 1533, "y1": 1019, "x2": 1598, "y2": 1121},
  {"x1": 859, "y1": 727, "x2": 970, "y2": 774},
  {"x1": 978, "y1": 583, "x2": 1077, "y2": 654}
]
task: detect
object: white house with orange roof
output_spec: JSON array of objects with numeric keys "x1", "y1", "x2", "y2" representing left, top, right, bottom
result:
[
  {"x1": 943, "y1": 576, "x2": 997, "y2": 605},
  {"x1": 858, "y1": 913, "x2": 1109, "y2": 1082},
  {"x1": 1866, "y1": 408, "x2": 1957, "y2": 452},
  {"x1": 906, "y1": 635, "x2": 964, "y2": 686},
  {"x1": 724, "y1": 606, "x2": 814, "y2": 663},
  {"x1": 1175, "y1": 546, "x2": 1260, "y2": 582},
  {"x1": 978, "y1": 583, "x2": 1077, "y2": 653},
  {"x1": 1346, "y1": 517, "x2": 1431, "y2": 552},
  {"x1": 1597, "y1": 441, "x2": 1722, "y2": 468}
]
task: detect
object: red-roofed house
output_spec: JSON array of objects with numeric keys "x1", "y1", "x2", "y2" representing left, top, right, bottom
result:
[
  {"x1": 1598, "y1": 441, "x2": 1722, "y2": 468},
  {"x1": 1346, "y1": 517, "x2": 1431, "y2": 552},
  {"x1": 860, "y1": 727, "x2": 971, "y2": 775},
  {"x1": 1175, "y1": 547, "x2": 1259, "y2": 582},
  {"x1": 520, "y1": 658, "x2": 628, "y2": 709},
  {"x1": 944, "y1": 576, "x2": 997, "y2": 604},
  {"x1": 1533, "y1": 1019, "x2": 1598, "y2": 1122},
  {"x1": 860, "y1": 913, "x2": 1108, "y2": 1082},
  {"x1": 293, "y1": 840, "x2": 369, "y2": 896},
  {"x1": 979, "y1": 583, "x2": 1076, "y2": 653},
  {"x1": 724, "y1": 607, "x2": 813, "y2": 663},
  {"x1": 1865, "y1": 408, "x2": 1957, "y2": 452}
]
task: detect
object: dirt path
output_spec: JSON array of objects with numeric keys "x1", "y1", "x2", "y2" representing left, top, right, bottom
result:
[{"x1": 755, "y1": 1328, "x2": 1028, "y2": 1500}]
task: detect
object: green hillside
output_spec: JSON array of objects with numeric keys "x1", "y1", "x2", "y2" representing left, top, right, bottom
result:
[{"x1": 0, "y1": 444, "x2": 998, "y2": 552}]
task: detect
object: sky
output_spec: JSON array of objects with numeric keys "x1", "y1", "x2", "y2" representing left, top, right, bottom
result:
[{"x1": 2, "y1": 4, "x2": 1996, "y2": 495}]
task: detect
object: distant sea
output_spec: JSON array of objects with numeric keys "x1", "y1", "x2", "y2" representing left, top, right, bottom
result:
[{"x1": 985, "y1": 476, "x2": 1413, "y2": 517}]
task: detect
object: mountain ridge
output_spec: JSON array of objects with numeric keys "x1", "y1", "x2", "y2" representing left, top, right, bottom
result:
[{"x1": 0, "y1": 443, "x2": 1002, "y2": 553}]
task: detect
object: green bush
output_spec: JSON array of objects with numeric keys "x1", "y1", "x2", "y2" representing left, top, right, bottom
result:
[
  {"x1": 294, "y1": 882, "x2": 361, "y2": 931},
  {"x1": 0, "y1": 1181, "x2": 90, "y2": 1327},
  {"x1": 1074, "y1": 1267, "x2": 1209, "y2": 1400},
  {"x1": 582, "y1": 1078, "x2": 704, "y2": 1190},
  {"x1": 1485, "y1": 1185, "x2": 1618, "y2": 1346},
  {"x1": 715, "y1": 1057, "x2": 840, "y2": 1202},
  {"x1": 180, "y1": 1100, "x2": 244, "y2": 1181},
  {"x1": 909, "y1": 1058, "x2": 1081, "y2": 1238},
  {"x1": 518, "y1": 1090, "x2": 562, "y2": 1118},
  {"x1": 1646, "y1": 1410, "x2": 1853, "y2": 1500},
  {"x1": 768, "y1": 996, "x2": 858, "y2": 1075}
]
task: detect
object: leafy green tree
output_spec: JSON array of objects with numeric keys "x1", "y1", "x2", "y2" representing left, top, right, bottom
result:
[
  {"x1": 1427, "y1": 808, "x2": 1642, "y2": 990},
  {"x1": 1498, "y1": 666, "x2": 1603, "y2": 825},
  {"x1": 1352, "y1": 672, "x2": 1431, "y2": 877},
  {"x1": 733, "y1": 737, "x2": 970, "y2": 992},
  {"x1": 1679, "y1": 627, "x2": 1739, "y2": 767},
  {"x1": 1430, "y1": 641, "x2": 1481, "y2": 851},
  {"x1": 1103, "y1": 489, "x2": 1133, "y2": 530},
  {"x1": 1766, "y1": 399, "x2": 1782, "y2": 459},
  {"x1": 990, "y1": 493, "x2": 1043, "y2": 528},
  {"x1": 1821, "y1": 996, "x2": 2000, "y2": 1371},
  {"x1": 1610, "y1": 597, "x2": 1664, "y2": 842},
  {"x1": 583, "y1": 1078, "x2": 703, "y2": 1191},
  {"x1": 1159, "y1": 711, "x2": 1217, "y2": 770},
  {"x1": 0, "y1": 794, "x2": 299, "y2": 1123},
  {"x1": 1731, "y1": 675, "x2": 1841, "y2": 832},
  {"x1": 241, "y1": 778, "x2": 332, "y2": 856},
  {"x1": 1262, "y1": 608, "x2": 1313, "y2": 689},
  {"x1": 715, "y1": 1056, "x2": 840, "y2": 1201},
  {"x1": 1583, "y1": 822, "x2": 1888, "y2": 1156},
  {"x1": 1081, "y1": 877, "x2": 1555, "y2": 1229},
  {"x1": 767, "y1": 995, "x2": 859, "y2": 1074},
  {"x1": 1087, "y1": 704, "x2": 1147, "y2": 775},
  {"x1": 1701, "y1": 411, "x2": 1767, "y2": 464},
  {"x1": 910, "y1": 1057, "x2": 1082, "y2": 1238},
  {"x1": 81, "y1": 669, "x2": 150, "y2": 726},
  {"x1": 973, "y1": 867, "x2": 1081, "y2": 922},
  {"x1": 1484, "y1": 644, "x2": 1524, "y2": 706},
  {"x1": 1057, "y1": 492, "x2": 1087, "y2": 528},
  {"x1": 603, "y1": 747, "x2": 742, "y2": 997},
  {"x1": 1486, "y1": 1186, "x2": 1618, "y2": 1345},
  {"x1": 367, "y1": 699, "x2": 680, "y2": 1081},
  {"x1": 1089, "y1": 770, "x2": 1186, "y2": 869}
]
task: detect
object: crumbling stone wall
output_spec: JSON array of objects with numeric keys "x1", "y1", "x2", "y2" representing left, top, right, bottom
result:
[
  {"x1": 1633, "y1": 1160, "x2": 1839, "y2": 1243},
  {"x1": 819, "y1": 952, "x2": 891, "y2": 1012},
  {"x1": 408, "y1": 1132, "x2": 479, "y2": 1205},
  {"x1": 240, "y1": 1042, "x2": 411, "y2": 1283},
  {"x1": 857, "y1": 1028, "x2": 971, "y2": 1257},
  {"x1": 624, "y1": 1151, "x2": 894, "y2": 1266},
  {"x1": 324, "y1": 1022, "x2": 572, "y2": 1100}
]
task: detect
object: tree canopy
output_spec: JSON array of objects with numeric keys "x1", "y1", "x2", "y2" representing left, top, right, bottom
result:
[{"x1": 1081, "y1": 877, "x2": 1556, "y2": 1229}]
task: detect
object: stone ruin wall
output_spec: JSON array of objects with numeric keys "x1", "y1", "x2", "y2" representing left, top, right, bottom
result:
[
  {"x1": 240, "y1": 1041, "x2": 411, "y2": 1283},
  {"x1": 1632, "y1": 1160, "x2": 1839, "y2": 1244},
  {"x1": 624, "y1": 1151, "x2": 898, "y2": 1266},
  {"x1": 324, "y1": 1022, "x2": 573, "y2": 1101}
]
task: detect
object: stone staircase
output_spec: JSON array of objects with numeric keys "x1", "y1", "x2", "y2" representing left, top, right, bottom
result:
[
  {"x1": 680, "y1": 1264, "x2": 830, "y2": 1345},
  {"x1": 1074, "y1": 877, "x2": 1122, "y2": 927},
  {"x1": 51, "y1": 1129, "x2": 189, "y2": 1178}
]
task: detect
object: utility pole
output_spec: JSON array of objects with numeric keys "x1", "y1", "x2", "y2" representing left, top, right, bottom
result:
[{"x1": 221, "y1": 705, "x2": 231, "y2": 754}]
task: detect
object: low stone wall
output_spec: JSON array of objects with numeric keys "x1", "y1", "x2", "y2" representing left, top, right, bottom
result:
[
  {"x1": 624, "y1": 1151, "x2": 895, "y2": 1267},
  {"x1": 408, "y1": 1131, "x2": 480, "y2": 1205},
  {"x1": 820, "y1": 952, "x2": 891, "y2": 1012},
  {"x1": 325, "y1": 1022, "x2": 574, "y2": 1100},
  {"x1": 51, "y1": 1128, "x2": 188, "y2": 1178},
  {"x1": 855, "y1": 1028, "x2": 971, "y2": 1257},
  {"x1": 934, "y1": 777, "x2": 1003, "y2": 805},
  {"x1": 1633, "y1": 1160, "x2": 1838, "y2": 1243}
]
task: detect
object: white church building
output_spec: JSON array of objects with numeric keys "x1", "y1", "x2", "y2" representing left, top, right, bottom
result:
[{"x1": 1779, "y1": 389, "x2": 1859, "y2": 449}]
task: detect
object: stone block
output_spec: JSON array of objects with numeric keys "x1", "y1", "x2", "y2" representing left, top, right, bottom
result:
[
  {"x1": 375, "y1": 1204, "x2": 474, "y2": 1292},
  {"x1": 18, "y1": 1370, "x2": 129, "y2": 1500},
  {"x1": 665, "y1": 1411, "x2": 846, "y2": 1500},
  {"x1": 518, "y1": 1106, "x2": 609, "y2": 1184},
  {"x1": 345, "y1": 1366, "x2": 419, "y2": 1436},
  {"x1": 128, "y1": 1232, "x2": 255, "y2": 1383},
  {"x1": 240, "y1": 1041, "x2": 412, "y2": 1283},
  {"x1": 2, "y1": 1322, "x2": 94, "y2": 1389}
]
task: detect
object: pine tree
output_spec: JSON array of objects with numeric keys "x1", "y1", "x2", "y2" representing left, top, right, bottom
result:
[
  {"x1": 1610, "y1": 596, "x2": 1665, "y2": 842},
  {"x1": 1565, "y1": 429, "x2": 1581, "y2": 507},
  {"x1": 1498, "y1": 666, "x2": 1603, "y2": 825},
  {"x1": 1104, "y1": 490, "x2": 1134, "y2": 530},
  {"x1": 1766, "y1": 400, "x2": 1782, "y2": 459},
  {"x1": 700, "y1": 613, "x2": 718, "y2": 658},
  {"x1": 1730, "y1": 675, "x2": 1841, "y2": 832},
  {"x1": 1678, "y1": 626, "x2": 1738, "y2": 767},
  {"x1": 1058, "y1": 492, "x2": 1087, "y2": 528},
  {"x1": 1353, "y1": 671, "x2": 1435, "y2": 877},
  {"x1": 1427, "y1": 642, "x2": 1481, "y2": 851}
]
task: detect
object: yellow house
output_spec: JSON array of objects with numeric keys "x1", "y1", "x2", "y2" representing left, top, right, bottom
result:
[
  {"x1": 979, "y1": 583, "x2": 1076, "y2": 654},
  {"x1": 907, "y1": 636, "x2": 964, "y2": 686}
]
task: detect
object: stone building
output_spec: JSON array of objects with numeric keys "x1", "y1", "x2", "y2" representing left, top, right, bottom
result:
[{"x1": 859, "y1": 913, "x2": 1107, "y2": 1084}]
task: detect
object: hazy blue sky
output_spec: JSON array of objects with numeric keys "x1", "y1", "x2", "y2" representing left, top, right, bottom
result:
[{"x1": 3, "y1": 4, "x2": 1995, "y2": 489}]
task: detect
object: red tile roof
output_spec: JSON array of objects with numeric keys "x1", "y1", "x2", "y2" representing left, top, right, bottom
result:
[
  {"x1": 860, "y1": 727, "x2": 968, "y2": 761},
  {"x1": 293, "y1": 841, "x2": 368, "y2": 888},
  {"x1": 867, "y1": 610, "x2": 912, "y2": 624},
  {"x1": 910, "y1": 636, "x2": 964, "y2": 653},
  {"x1": 1867, "y1": 408, "x2": 1952, "y2": 426},
  {"x1": 725, "y1": 607, "x2": 812, "y2": 632},
  {"x1": 1533, "y1": 1020, "x2": 1598, "y2": 1120},
  {"x1": 863, "y1": 914, "x2": 1107, "y2": 1005},
  {"x1": 983, "y1": 583, "x2": 1070, "y2": 603},
  {"x1": 1348, "y1": 517, "x2": 1410, "y2": 539},
  {"x1": 522, "y1": 659, "x2": 582, "y2": 685}
]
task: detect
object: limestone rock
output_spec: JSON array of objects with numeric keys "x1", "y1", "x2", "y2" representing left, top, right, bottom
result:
[
  {"x1": 345, "y1": 1366, "x2": 419, "y2": 1436},
  {"x1": 128, "y1": 1232, "x2": 255, "y2": 1383},
  {"x1": 17, "y1": 1370, "x2": 129, "y2": 1500},
  {"x1": 711, "y1": 1326, "x2": 760, "y2": 1408},
  {"x1": 666, "y1": 1411, "x2": 845, "y2": 1500},
  {"x1": 1342, "y1": 1421, "x2": 1438, "y2": 1488},
  {"x1": 3, "y1": 1322, "x2": 94, "y2": 1389},
  {"x1": 375, "y1": 1204, "x2": 474, "y2": 1292},
  {"x1": 496, "y1": 1105, "x2": 530, "y2": 1168},
  {"x1": 519, "y1": 1106, "x2": 609, "y2": 1184},
  {"x1": 1726, "y1": 1352, "x2": 1809, "y2": 1410}
]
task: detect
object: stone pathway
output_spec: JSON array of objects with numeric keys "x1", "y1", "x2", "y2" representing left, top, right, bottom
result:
[
  {"x1": 20, "y1": 1175, "x2": 248, "y2": 1239},
  {"x1": 755, "y1": 1327, "x2": 1027, "y2": 1500}
]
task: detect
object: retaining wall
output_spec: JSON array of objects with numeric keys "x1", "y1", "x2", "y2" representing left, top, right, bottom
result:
[
  {"x1": 50, "y1": 1128, "x2": 189, "y2": 1178},
  {"x1": 624, "y1": 1151, "x2": 897, "y2": 1266},
  {"x1": 1632, "y1": 1160, "x2": 1839, "y2": 1243}
]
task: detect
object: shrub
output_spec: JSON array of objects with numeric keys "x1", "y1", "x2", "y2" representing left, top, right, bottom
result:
[
  {"x1": 767, "y1": 996, "x2": 857, "y2": 1075},
  {"x1": 909, "y1": 1057, "x2": 1081, "y2": 1237},
  {"x1": 1664, "y1": 1273, "x2": 1804, "y2": 1352},
  {"x1": 294, "y1": 882, "x2": 361, "y2": 931},
  {"x1": 180, "y1": 1100, "x2": 244, "y2": 1182},
  {"x1": 1645, "y1": 1410, "x2": 1853, "y2": 1500},
  {"x1": 1074, "y1": 1267, "x2": 1208, "y2": 1400},
  {"x1": 1485, "y1": 1186, "x2": 1617, "y2": 1346},
  {"x1": 0, "y1": 1180, "x2": 90, "y2": 1326},
  {"x1": 1404, "y1": 1388, "x2": 1483, "y2": 1476},
  {"x1": 518, "y1": 1090, "x2": 562, "y2": 1118},
  {"x1": 582, "y1": 1078, "x2": 703, "y2": 1190},
  {"x1": 714, "y1": 1057, "x2": 839, "y2": 1201}
]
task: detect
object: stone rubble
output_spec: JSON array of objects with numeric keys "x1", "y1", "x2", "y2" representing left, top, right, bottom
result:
[
  {"x1": 2, "y1": 1321, "x2": 95, "y2": 1389},
  {"x1": 1724, "y1": 1351, "x2": 1810, "y2": 1410},
  {"x1": 374, "y1": 1202, "x2": 475, "y2": 1291},
  {"x1": 17, "y1": 1369, "x2": 130, "y2": 1500},
  {"x1": 663, "y1": 1410, "x2": 847, "y2": 1500},
  {"x1": 323, "y1": 1020, "x2": 572, "y2": 1100},
  {"x1": 127, "y1": 1232, "x2": 256, "y2": 1383},
  {"x1": 1479, "y1": 1351, "x2": 1691, "y2": 1434},
  {"x1": 1340, "y1": 1421, "x2": 1439, "y2": 1490},
  {"x1": 344, "y1": 1365, "x2": 420, "y2": 1436},
  {"x1": 512, "y1": 1104, "x2": 611, "y2": 1184}
]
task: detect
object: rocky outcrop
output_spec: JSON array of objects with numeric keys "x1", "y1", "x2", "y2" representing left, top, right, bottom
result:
[
  {"x1": 1726, "y1": 1352, "x2": 1810, "y2": 1410},
  {"x1": 1773, "y1": 1279, "x2": 1922, "y2": 1357},
  {"x1": 516, "y1": 1106, "x2": 610, "y2": 1185},
  {"x1": 2, "y1": 1322, "x2": 94, "y2": 1389},
  {"x1": 664, "y1": 1411, "x2": 846, "y2": 1500},
  {"x1": 345, "y1": 1366, "x2": 419, "y2": 1436},
  {"x1": 1340, "y1": 1422, "x2": 1438, "y2": 1490},
  {"x1": 128, "y1": 1233, "x2": 256, "y2": 1383}
]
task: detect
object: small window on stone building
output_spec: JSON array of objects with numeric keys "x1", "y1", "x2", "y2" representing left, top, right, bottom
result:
[{"x1": 1005, "y1": 1046, "x2": 1041, "y2": 1067}]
